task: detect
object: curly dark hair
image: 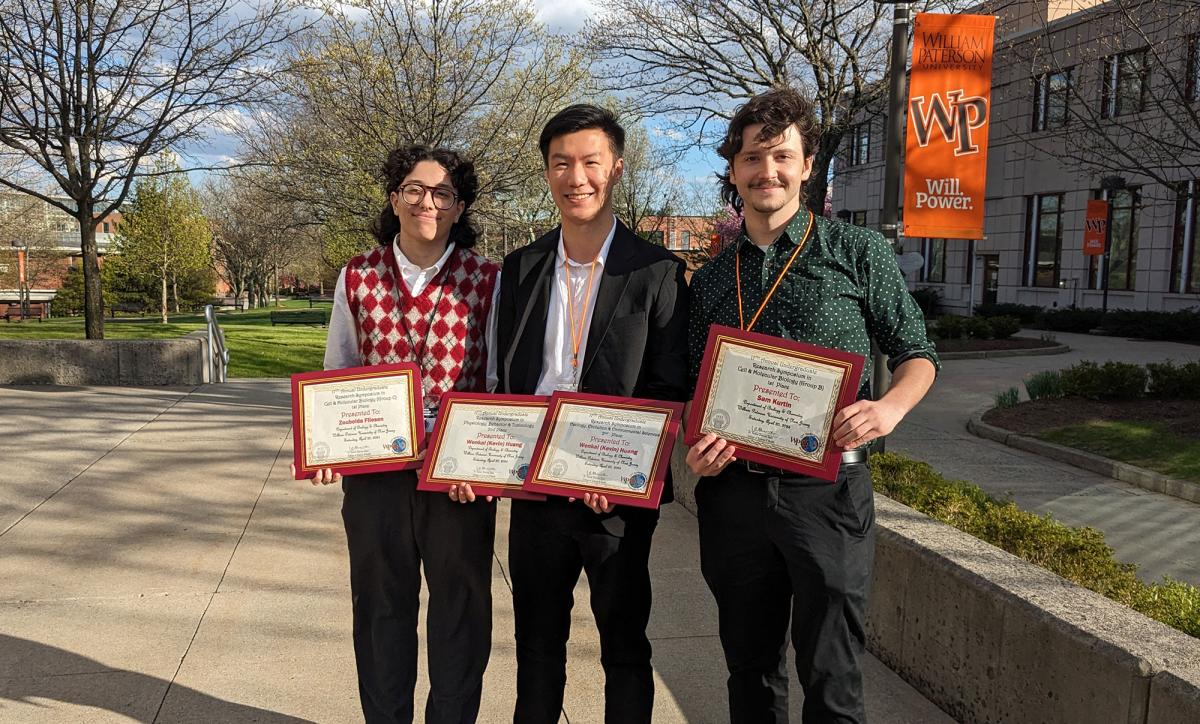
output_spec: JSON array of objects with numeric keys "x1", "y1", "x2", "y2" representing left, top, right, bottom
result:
[
  {"x1": 371, "y1": 145, "x2": 479, "y2": 248},
  {"x1": 716, "y1": 88, "x2": 821, "y2": 212}
]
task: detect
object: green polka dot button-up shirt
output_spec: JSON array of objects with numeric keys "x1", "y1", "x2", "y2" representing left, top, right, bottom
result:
[{"x1": 688, "y1": 209, "x2": 939, "y2": 400}]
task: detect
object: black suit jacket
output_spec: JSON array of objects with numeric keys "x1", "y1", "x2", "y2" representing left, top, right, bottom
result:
[{"x1": 494, "y1": 220, "x2": 690, "y2": 523}]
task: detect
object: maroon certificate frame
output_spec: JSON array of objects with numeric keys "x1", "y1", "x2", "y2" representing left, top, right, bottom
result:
[
  {"x1": 291, "y1": 363, "x2": 425, "y2": 479},
  {"x1": 417, "y1": 392, "x2": 548, "y2": 501},
  {"x1": 523, "y1": 391, "x2": 684, "y2": 509},
  {"x1": 685, "y1": 325, "x2": 864, "y2": 482}
]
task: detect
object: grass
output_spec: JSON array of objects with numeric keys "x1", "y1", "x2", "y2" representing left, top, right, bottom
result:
[
  {"x1": 1037, "y1": 421, "x2": 1200, "y2": 483},
  {"x1": 0, "y1": 299, "x2": 328, "y2": 378}
]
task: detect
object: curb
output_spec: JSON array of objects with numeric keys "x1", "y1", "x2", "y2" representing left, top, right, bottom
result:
[
  {"x1": 938, "y1": 343, "x2": 1070, "y2": 360},
  {"x1": 968, "y1": 413, "x2": 1200, "y2": 505}
]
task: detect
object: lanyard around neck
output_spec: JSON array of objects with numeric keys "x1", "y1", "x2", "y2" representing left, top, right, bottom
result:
[
  {"x1": 563, "y1": 256, "x2": 599, "y2": 374},
  {"x1": 735, "y1": 212, "x2": 814, "y2": 332}
]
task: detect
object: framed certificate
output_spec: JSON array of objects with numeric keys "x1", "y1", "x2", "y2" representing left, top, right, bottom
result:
[
  {"x1": 686, "y1": 325, "x2": 864, "y2": 481},
  {"x1": 291, "y1": 363, "x2": 425, "y2": 479},
  {"x1": 524, "y1": 392, "x2": 684, "y2": 509},
  {"x1": 417, "y1": 392, "x2": 549, "y2": 500}
]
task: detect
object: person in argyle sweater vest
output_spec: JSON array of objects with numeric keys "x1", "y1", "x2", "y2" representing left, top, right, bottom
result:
[{"x1": 305, "y1": 146, "x2": 499, "y2": 724}]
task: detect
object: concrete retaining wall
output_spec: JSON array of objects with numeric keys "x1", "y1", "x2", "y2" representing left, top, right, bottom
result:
[
  {"x1": 0, "y1": 338, "x2": 207, "y2": 385},
  {"x1": 670, "y1": 460, "x2": 1200, "y2": 723}
]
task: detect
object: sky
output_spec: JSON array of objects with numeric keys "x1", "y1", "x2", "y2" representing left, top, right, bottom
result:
[{"x1": 183, "y1": 0, "x2": 723, "y2": 207}]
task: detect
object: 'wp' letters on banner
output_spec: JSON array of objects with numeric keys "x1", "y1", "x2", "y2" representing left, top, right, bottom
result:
[{"x1": 903, "y1": 13, "x2": 996, "y2": 240}]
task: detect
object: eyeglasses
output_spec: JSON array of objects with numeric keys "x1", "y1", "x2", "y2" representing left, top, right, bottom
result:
[{"x1": 398, "y1": 182, "x2": 458, "y2": 210}]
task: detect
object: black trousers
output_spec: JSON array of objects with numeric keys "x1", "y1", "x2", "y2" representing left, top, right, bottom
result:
[
  {"x1": 696, "y1": 462, "x2": 875, "y2": 724},
  {"x1": 341, "y1": 470, "x2": 496, "y2": 724},
  {"x1": 508, "y1": 498, "x2": 660, "y2": 724}
]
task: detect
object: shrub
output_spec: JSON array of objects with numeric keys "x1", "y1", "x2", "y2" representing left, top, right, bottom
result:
[
  {"x1": 1146, "y1": 361, "x2": 1200, "y2": 399},
  {"x1": 1024, "y1": 370, "x2": 1063, "y2": 400},
  {"x1": 869, "y1": 452, "x2": 1200, "y2": 638},
  {"x1": 963, "y1": 315, "x2": 994, "y2": 339},
  {"x1": 910, "y1": 287, "x2": 942, "y2": 317},
  {"x1": 1060, "y1": 360, "x2": 1146, "y2": 399},
  {"x1": 1099, "y1": 309, "x2": 1200, "y2": 343},
  {"x1": 994, "y1": 387, "x2": 1020, "y2": 408},
  {"x1": 988, "y1": 315, "x2": 1021, "y2": 339},
  {"x1": 1037, "y1": 308, "x2": 1103, "y2": 333},
  {"x1": 975, "y1": 302, "x2": 1041, "y2": 324},
  {"x1": 934, "y1": 314, "x2": 965, "y2": 339}
]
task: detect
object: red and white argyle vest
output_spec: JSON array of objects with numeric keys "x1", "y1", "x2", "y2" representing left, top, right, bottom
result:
[{"x1": 345, "y1": 244, "x2": 498, "y2": 406}]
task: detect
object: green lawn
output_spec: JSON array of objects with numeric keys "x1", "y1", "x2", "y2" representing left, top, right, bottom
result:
[
  {"x1": 0, "y1": 300, "x2": 328, "y2": 378},
  {"x1": 1038, "y1": 421, "x2": 1200, "y2": 483}
]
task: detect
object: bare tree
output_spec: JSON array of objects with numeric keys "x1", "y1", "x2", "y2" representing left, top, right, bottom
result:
[
  {"x1": 0, "y1": 0, "x2": 304, "y2": 337},
  {"x1": 612, "y1": 124, "x2": 684, "y2": 239},
  {"x1": 242, "y1": 0, "x2": 591, "y2": 256},
  {"x1": 586, "y1": 0, "x2": 962, "y2": 215},
  {"x1": 1000, "y1": 0, "x2": 1200, "y2": 187}
]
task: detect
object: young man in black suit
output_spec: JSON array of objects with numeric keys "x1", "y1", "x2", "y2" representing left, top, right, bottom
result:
[{"x1": 489, "y1": 105, "x2": 689, "y2": 723}]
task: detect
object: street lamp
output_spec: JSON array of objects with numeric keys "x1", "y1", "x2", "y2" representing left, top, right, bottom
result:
[
  {"x1": 10, "y1": 239, "x2": 29, "y2": 319},
  {"x1": 1099, "y1": 175, "x2": 1127, "y2": 318},
  {"x1": 871, "y1": 0, "x2": 912, "y2": 453}
]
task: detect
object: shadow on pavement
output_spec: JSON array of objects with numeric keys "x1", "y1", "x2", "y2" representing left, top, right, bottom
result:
[{"x1": 0, "y1": 633, "x2": 314, "y2": 723}]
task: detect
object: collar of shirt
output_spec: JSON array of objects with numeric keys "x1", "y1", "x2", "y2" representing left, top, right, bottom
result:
[
  {"x1": 391, "y1": 237, "x2": 456, "y2": 296},
  {"x1": 738, "y1": 208, "x2": 810, "y2": 259},
  {"x1": 555, "y1": 215, "x2": 617, "y2": 268}
]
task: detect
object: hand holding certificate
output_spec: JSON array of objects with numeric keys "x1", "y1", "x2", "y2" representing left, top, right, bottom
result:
[
  {"x1": 523, "y1": 392, "x2": 684, "y2": 509},
  {"x1": 417, "y1": 392, "x2": 548, "y2": 500},
  {"x1": 686, "y1": 325, "x2": 864, "y2": 481},
  {"x1": 291, "y1": 363, "x2": 425, "y2": 479}
]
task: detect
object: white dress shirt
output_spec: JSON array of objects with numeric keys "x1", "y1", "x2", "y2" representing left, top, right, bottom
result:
[{"x1": 531, "y1": 217, "x2": 617, "y2": 395}]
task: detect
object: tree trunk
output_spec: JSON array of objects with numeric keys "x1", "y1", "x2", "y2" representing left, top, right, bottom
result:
[
  {"x1": 806, "y1": 132, "x2": 843, "y2": 218},
  {"x1": 78, "y1": 199, "x2": 104, "y2": 339},
  {"x1": 161, "y1": 267, "x2": 169, "y2": 324},
  {"x1": 172, "y1": 273, "x2": 180, "y2": 313}
]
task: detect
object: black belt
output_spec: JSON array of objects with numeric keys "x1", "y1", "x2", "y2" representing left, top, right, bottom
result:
[{"x1": 742, "y1": 448, "x2": 867, "y2": 476}]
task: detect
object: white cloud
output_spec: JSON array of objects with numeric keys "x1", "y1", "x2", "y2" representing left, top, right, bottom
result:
[{"x1": 534, "y1": 0, "x2": 596, "y2": 32}]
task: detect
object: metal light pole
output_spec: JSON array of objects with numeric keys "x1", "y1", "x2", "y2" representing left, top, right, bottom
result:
[
  {"x1": 872, "y1": 0, "x2": 912, "y2": 453},
  {"x1": 10, "y1": 239, "x2": 29, "y2": 319},
  {"x1": 1099, "y1": 175, "x2": 1126, "y2": 319}
]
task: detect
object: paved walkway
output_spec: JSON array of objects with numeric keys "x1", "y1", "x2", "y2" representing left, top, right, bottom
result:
[
  {"x1": 889, "y1": 330, "x2": 1200, "y2": 587},
  {"x1": 0, "y1": 381, "x2": 953, "y2": 723}
]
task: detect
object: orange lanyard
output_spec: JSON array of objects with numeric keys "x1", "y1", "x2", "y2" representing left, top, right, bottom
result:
[
  {"x1": 735, "y1": 212, "x2": 814, "y2": 332},
  {"x1": 564, "y1": 257, "x2": 599, "y2": 376}
]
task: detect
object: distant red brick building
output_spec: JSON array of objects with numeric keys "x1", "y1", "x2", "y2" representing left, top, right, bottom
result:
[{"x1": 636, "y1": 215, "x2": 715, "y2": 252}]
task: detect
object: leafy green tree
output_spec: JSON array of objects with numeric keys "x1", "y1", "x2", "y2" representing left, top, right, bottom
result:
[
  {"x1": 115, "y1": 163, "x2": 212, "y2": 322},
  {"x1": 51, "y1": 265, "x2": 86, "y2": 317}
]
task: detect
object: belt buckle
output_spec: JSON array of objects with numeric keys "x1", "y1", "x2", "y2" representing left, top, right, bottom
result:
[{"x1": 744, "y1": 459, "x2": 768, "y2": 475}]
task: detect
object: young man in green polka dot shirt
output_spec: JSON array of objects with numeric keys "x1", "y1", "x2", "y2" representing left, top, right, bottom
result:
[{"x1": 684, "y1": 88, "x2": 939, "y2": 723}]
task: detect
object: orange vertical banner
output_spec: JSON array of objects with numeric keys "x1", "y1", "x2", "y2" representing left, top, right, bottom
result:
[
  {"x1": 1082, "y1": 199, "x2": 1108, "y2": 255},
  {"x1": 904, "y1": 13, "x2": 996, "y2": 240}
]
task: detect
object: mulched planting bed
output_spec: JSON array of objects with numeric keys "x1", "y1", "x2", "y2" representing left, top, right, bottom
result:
[
  {"x1": 935, "y1": 337, "x2": 1058, "y2": 353},
  {"x1": 983, "y1": 398, "x2": 1200, "y2": 441}
]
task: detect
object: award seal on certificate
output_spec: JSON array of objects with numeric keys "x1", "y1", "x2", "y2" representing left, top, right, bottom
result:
[
  {"x1": 417, "y1": 393, "x2": 549, "y2": 500},
  {"x1": 523, "y1": 392, "x2": 684, "y2": 509},
  {"x1": 686, "y1": 325, "x2": 864, "y2": 481},
  {"x1": 290, "y1": 363, "x2": 425, "y2": 479}
]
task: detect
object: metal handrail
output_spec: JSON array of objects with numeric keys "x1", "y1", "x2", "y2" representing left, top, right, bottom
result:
[{"x1": 204, "y1": 304, "x2": 229, "y2": 383}]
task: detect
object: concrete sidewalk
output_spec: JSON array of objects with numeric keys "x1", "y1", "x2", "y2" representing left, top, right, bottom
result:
[
  {"x1": 0, "y1": 381, "x2": 953, "y2": 723},
  {"x1": 890, "y1": 330, "x2": 1200, "y2": 587}
]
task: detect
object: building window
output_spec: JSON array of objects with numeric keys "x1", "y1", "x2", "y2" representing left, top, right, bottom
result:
[
  {"x1": 1088, "y1": 187, "x2": 1139, "y2": 291},
  {"x1": 1024, "y1": 194, "x2": 1063, "y2": 288},
  {"x1": 645, "y1": 230, "x2": 664, "y2": 245},
  {"x1": 102, "y1": 222, "x2": 110, "y2": 233},
  {"x1": 1033, "y1": 69, "x2": 1072, "y2": 131},
  {"x1": 1171, "y1": 180, "x2": 1200, "y2": 294},
  {"x1": 921, "y1": 239, "x2": 946, "y2": 283},
  {"x1": 850, "y1": 210, "x2": 867, "y2": 227},
  {"x1": 681, "y1": 231, "x2": 691, "y2": 249},
  {"x1": 848, "y1": 123, "x2": 870, "y2": 166},
  {"x1": 1101, "y1": 49, "x2": 1149, "y2": 118},
  {"x1": 1188, "y1": 35, "x2": 1200, "y2": 103}
]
